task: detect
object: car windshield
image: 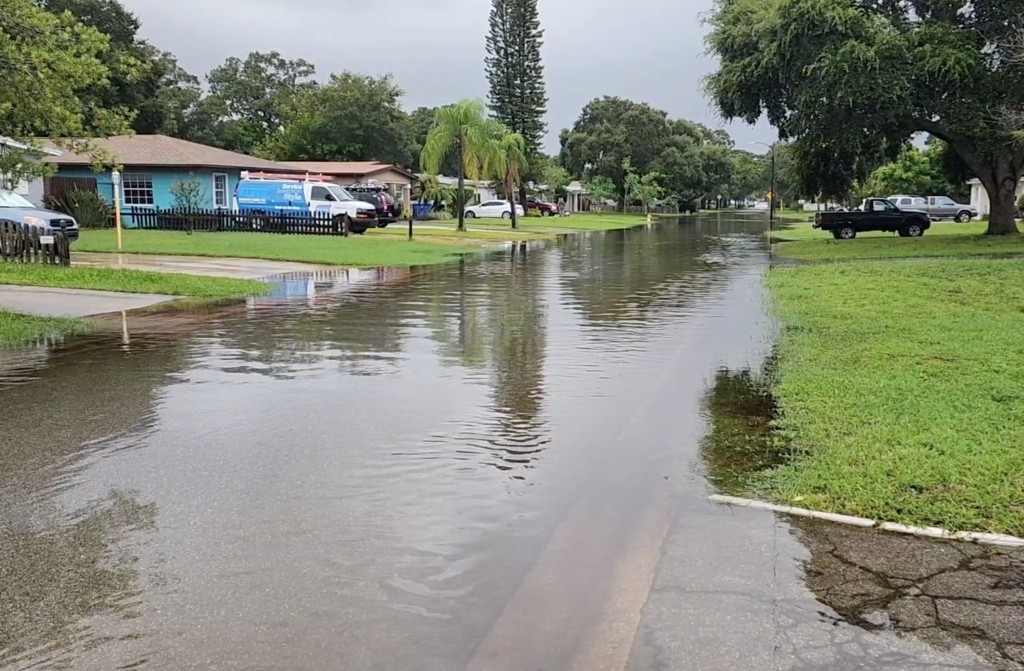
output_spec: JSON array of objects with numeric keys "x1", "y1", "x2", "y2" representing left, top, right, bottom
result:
[
  {"x1": 327, "y1": 185, "x2": 354, "y2": 202},
  {"x1": 0, "y1": 190, "x2": 36, "y2": 208}
]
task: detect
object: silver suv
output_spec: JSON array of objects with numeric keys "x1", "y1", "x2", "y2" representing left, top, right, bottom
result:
[
  {"x1": 0, "y1": 190, "x2": 80, "y2": 241},
  {"x1": 887, "y1": 194, "x2": 977, "y2": 222}
]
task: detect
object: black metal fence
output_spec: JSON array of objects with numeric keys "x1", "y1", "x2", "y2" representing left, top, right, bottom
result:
[
  {"x1": 129, "y1": 208, "x2": 351, "y2": 235},
  {"x1": 0, "y1": 219, "x2": 71, "y2": 265}
]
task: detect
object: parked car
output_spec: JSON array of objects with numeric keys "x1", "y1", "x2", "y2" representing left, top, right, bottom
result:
[
  {"x1": 0, "y1": 189, "x2": 80, "y2": 241},
  {"x1": 464, "y1": 200, "x2": 525, "y2": 219},
  {"x1": 525, "y1": 197, "x2": 557, "y2": 216},
  {"x1": 887, "y1": 194, "x2": 977, "y2": 222},
  {"x1": 346, "y1": 184, "x2": 400, "y2": 227},
  {"x1": 813, "y1": 198, "x2": 931, "y2": 239},
  {"x1": 234, "y1": 173, "x2": 376, "y2": 233}
]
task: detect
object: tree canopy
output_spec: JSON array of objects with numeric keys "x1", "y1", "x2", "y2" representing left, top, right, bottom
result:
[
  {"x1": 706, "y1": 0, "x2": 1024, "y2": 233},
  {"x1": 0, "y1": 0, "x2": 133, "y2": 179},
  {"x1": 262, "y1": 73, "x2": 411, "y2": 165},
  {"x1": 559, "y1": 97, "x2": 740, "y2": 207}
]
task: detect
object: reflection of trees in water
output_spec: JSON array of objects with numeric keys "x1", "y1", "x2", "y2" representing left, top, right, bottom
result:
[
  {"x1": 423, "y1": 250, "x2": 550, "y2": 476},
  {"x1": 560, "y1": 218, "x2": 763, "y2": 327},
  {"x1": 697, "y1": 367, "x2": 787, "y2": 494},
  {"x1": 0, "y1": 490, "x2": 156, "y2": 667},
  {"x1": 793, "y1": 519, "x2": 1024, "y2": 669}
]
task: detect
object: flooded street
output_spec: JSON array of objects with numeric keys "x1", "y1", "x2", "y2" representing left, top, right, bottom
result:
[{"x1": 1, "y1": 214, "x2": 1021, "y2": 671}]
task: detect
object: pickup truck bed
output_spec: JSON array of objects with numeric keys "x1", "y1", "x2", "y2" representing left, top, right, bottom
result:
[{"x1": 813, "y1": 199, "x2": 931, "y2": 239}]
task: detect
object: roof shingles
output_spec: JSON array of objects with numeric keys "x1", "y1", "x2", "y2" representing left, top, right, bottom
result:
[{"x1": 42, "y1": 135, "x2": 293, "y2": 171}]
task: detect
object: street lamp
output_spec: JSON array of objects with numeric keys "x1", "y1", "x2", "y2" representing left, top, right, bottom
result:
[
  {"x1": 111, "y1": 169, "x2": 123, "y2": 251},
  {"x1": 751, "y1": 141, "x2": 776, "y2": 235}
]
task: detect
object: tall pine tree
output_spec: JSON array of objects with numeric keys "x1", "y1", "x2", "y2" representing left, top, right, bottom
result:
[{"x1": 485, "y1": 0, "x2": 547, "y2": 197}]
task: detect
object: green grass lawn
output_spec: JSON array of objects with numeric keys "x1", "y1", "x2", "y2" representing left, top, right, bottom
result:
[
  {"x1": 0, "y1": 310, "x2": 96, "y2": 347},
  {"x1": 75, "y1": 214, "x2": 650, "y2": 266},
  {"x1": 77, "y1": 229, "x2": 484, "y2": 266},
  {"x1": 772, "y1": 221, "x2": 1024, "y2": 261},
  {"x1": 0, "y1": 264, "x2": 268, "y2": 299},
  {"x1": 764, "y1": 258, "x2": 1024, "y2": 535}
]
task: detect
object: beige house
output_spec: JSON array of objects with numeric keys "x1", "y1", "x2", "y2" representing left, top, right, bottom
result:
[
  {"x1": 284, "y1": 161, "x2": 416, "y2": 207},
  {"x1": 967, "y1": 178, "x2": 1024, "y2": 216}
]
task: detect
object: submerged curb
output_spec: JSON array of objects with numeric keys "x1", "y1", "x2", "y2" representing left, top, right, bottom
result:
[{"x1": 708, "y1": 494, "x2": 1024, "y2": 549}]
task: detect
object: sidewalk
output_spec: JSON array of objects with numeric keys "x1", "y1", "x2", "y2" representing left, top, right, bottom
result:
[
  {"x1": 72, "y1": 252, "x2": 333, "y2": 280},
  {"x1": 0, "y1": 285, "x2": 178, "y2": 318}
]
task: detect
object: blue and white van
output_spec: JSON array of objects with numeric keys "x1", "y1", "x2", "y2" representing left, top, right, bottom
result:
[{"x1": 234, "y1": 173, "x2": 378, "y2": 233}]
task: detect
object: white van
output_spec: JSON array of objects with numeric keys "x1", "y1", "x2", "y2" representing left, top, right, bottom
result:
[{"x1": 235, "y1": 172, "x2": 378, "y2": 233}]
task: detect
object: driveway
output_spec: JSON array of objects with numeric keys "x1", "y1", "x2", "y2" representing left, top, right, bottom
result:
[
  {"x1": 72, "y1": 252, "x2": 334, "y2": 280},
  {"x1": 0, "y1": 285, "x2": 178, "y2": 318}
]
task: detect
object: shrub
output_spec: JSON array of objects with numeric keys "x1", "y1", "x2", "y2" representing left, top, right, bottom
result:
[
  {"x1": 524, "y1": 209, "x2": 542, "y2": 217},
  {"x1": 426, "y1": 210, "x2": 453, "y2": 221},
  {"x1": 44, "y1": 189, "x2": 112, "y2": 228}
]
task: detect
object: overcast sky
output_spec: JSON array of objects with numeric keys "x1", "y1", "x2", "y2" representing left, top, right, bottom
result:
[{"x1": 121, "y1": 0, "x2": 774, "y2": 154}]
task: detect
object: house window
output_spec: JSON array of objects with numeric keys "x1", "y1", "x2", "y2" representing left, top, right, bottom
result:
[
  {"x1": 213, "y1": 173, "x2": 229, "y2": 209},
  {"x1": 122, "y1": 173, "x2": 154, "y2": 206}
]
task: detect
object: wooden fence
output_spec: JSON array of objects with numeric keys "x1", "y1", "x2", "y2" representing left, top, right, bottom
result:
[
  {"x1": 129, "y1": 208, "x2": 351, "y2": 235},
  {"x1": 0, "y1": 219, "x2": 71, "y2": 265}
]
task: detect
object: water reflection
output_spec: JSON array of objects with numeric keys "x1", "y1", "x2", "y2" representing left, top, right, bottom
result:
[
  {"x1": 0, "y1": 215, "x2": 784, "y2": 669},
  {"x1": 793, "y1": 519, "x2": 1024, "y2": 669}
]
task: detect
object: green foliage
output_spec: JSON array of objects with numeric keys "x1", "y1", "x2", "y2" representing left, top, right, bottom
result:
[
  {"x1": 560, "y1": 97, "x2": 735, "y2": 204},
  {"x1": 169, "y1": 177, "x2": 208, "y2": 210},
  {"x1": 534, "y1": 156, "x2": 570, "y2": 191},
  {"x1": 485, "y1": 0, "x2": 547, "y2": 156},
  {"x1": 40, "y1": 0, "x2": 201, "y2": 136},
  {"x1": 0, "y1": 0, "x2": 133, "y2": 180},
  {"x1": 726, "y1": 150, "x2": 767, "y2": 203},
  {"x1": 263, "y1": 72, "x2": 411, "y2": 165},
  {"x1": 856, "y1": 146, "x2": 964, "y2": 202},
  {"x1": 585, "y1": 176, "x2": 618, "y2": 210},
  {"x1": 44, "y1": 188, "x2": 112, "y2": 228},
  {"x1": 482, "y1": 125, "x2": 529, "y2": 226},
  {"x1": 404, "y1": 106, "x2": 460, "y2": 174},
  {"x1": 767, "y1": 258, "x2": 1024, "y2": 533},
  {"x1": 420, "y1": 99, "x2": 497, "y2": 231},
  {"x1": 622, "y1": 158, "x2": 664, "y2": 213},
  {"x1": 198, "y1": 51, "x2": 316, "y2": 154},
  {"x1": 705, "y1": 0, "x2": 1024, "y2": 234}
]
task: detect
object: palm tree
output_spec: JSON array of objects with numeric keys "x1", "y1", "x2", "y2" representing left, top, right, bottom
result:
[
  {"x1": 420, "y1": 99, "x2": 492, "y2": 232},
  {"x1": 483, "y1": 124, "x2": 529, "y2": 230}
]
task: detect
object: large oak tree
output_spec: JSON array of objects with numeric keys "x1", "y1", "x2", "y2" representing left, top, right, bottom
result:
[{"x1": 706, "y1": 0, "x2": 1024, "y2": 234}]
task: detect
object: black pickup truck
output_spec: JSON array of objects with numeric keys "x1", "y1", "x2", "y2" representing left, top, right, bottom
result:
[{"x1": 813, "y1": 198, "x2": 931, "y2": 239}]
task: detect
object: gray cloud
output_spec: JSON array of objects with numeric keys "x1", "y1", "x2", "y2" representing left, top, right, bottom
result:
[{"x1": 122, "y1": 0, "x2": 774, "y2": 153}]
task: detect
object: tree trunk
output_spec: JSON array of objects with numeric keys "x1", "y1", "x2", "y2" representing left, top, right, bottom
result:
[
  {"x1": 456, "y1": 141, "x2": 466, "y2": 232},
  {"x1": 507, "y1": 173, "x2": 518, "y2": 230},
  {"x1": 984, "y1": 174, "x2": 1020, "y2": 236}
]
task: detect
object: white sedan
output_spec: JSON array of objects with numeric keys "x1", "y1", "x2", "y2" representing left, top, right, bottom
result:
[{"x1": 464, "y1": 200, "x2": 525, "y2": 219}]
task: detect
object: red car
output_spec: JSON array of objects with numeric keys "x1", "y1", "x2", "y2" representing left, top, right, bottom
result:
[{"x1": 525, "y1": 198, "x2": 558, "y2": 216}]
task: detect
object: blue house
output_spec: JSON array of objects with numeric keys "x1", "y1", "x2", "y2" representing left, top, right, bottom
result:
[{"x1": 42, "y1": 135, "x2": 294, "y2": 227}]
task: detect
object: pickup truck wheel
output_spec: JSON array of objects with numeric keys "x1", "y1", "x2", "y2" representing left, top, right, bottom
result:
[
  {"x1": 904, "y1": 223, "x2": 924, "y2": 238},
  {"x1": 955, "y1": 211, "x2": 972, "y2": 223},
  {"x1": 838, "y1": 226, "x2": 857, "y2": 240}
]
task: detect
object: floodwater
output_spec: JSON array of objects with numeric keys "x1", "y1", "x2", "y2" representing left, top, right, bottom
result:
[{"x1": 1, "y1": 214, "x2": 1021, "y2": 671}]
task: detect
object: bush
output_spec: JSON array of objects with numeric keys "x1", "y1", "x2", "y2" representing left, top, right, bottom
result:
[
  {"x1": 426, "y1": 210, "x2": 453, "y2": 221},
  {"x1": 44, "y1": 189, "x2": 112, "y2": 229},
  {"x1": 524, "y1": 209, "x2": 542, "y2": 218}
]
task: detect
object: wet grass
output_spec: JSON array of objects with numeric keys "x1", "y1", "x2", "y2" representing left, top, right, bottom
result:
[
  {"x1": 700, "y1": 367, "x2": 789, "y2": 493},
  {"x1": 772, "y1": 221, "x2": 1024, "y2": 261},
  {"x1": 75, "y1": 215, "x2": 653, "y2": 267},
  {"x1": 765, "y1": 258, "x2": 1024, "y2": 535},
  {"x1": 0, "y1": 264, "x2": 268, "y2": 299},
  {"x1": 76, "y1": 230, "x2": 480, "y2": 267},
  {"x1": 0, "y1": 310, "x2": 96, "y2": 347}
]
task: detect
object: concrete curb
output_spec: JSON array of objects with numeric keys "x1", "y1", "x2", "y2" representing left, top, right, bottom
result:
[{"x1": 709, "y1": 494, "x2": 1024, "y2": 549}]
